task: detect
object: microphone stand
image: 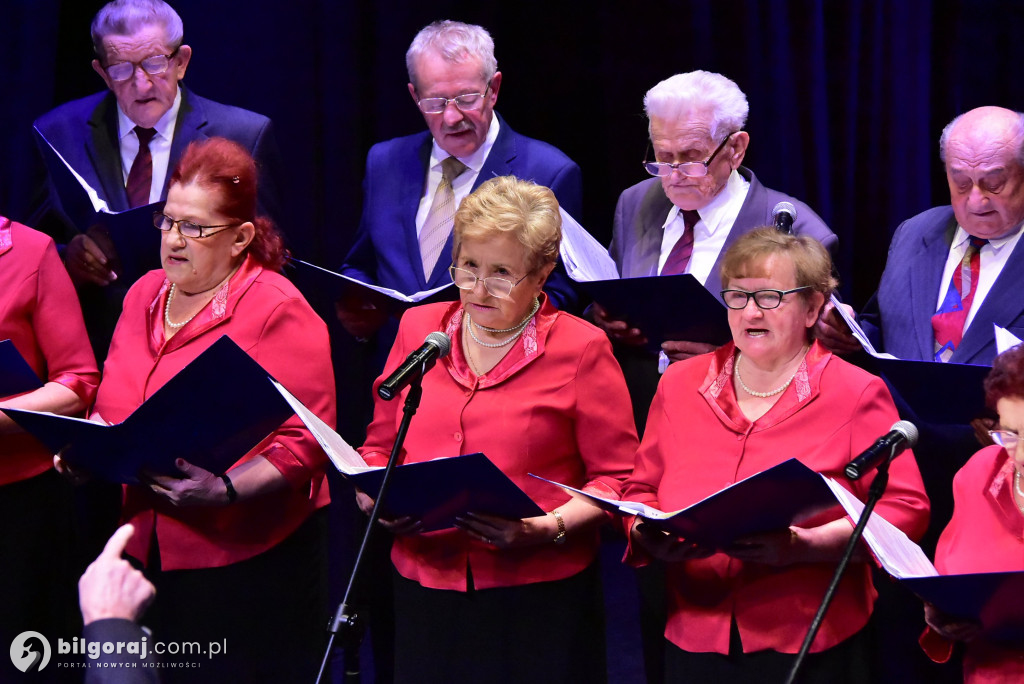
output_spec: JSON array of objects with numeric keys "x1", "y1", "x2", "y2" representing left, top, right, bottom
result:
[
  {"x1": 783, "y1": 459, "x2": 891, "y2": 684},
  {"x1": 315, "y1": 373, "x2": 425, "y2": 684}
]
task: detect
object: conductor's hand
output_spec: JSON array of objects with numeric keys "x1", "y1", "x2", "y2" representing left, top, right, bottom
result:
[
  {"x1": 143, "y1": 459, "x2": 227, "y2": 507},
  {"x1": 630, "y1": 520, "x2": 715, "y2": 563},
  {"x1": 924, "y1": 602, "x2": 982, "y2": 643},
  {"x1": 79, "y1": 524, "x2": 156, "y2": 625},
  {"x1": 661, "y1": 339, "x2": 717, "y2": 363},
  {"x1": 815, "y1": 301, "x2": 862, "y2": 355},
  {"x1": 335, "y1": 291, "x2": 389, "y2": 340},
  {"x1": 66, "y1": 232, "x2": 118, "y2": 287},
  {"x1": 354, "y1": 490, "x2": 422, "y2": 535},
  {"x1": 591, "y1": 303, "x2": 647, "y2": 346}
]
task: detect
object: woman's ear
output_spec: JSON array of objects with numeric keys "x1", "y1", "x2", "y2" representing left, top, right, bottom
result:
[{"x1": 232, "y1": 222, "x2": 256, "y2": 257}]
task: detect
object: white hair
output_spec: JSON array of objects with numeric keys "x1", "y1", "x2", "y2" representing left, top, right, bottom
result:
[
  {"x1": 406, "y1": 20, "x2": 497, "y2": 89},
  {"x1": 938, "y1": 110, "x2": 1024, "y2": 164},
  {"x1": 643, "y1": 71, "x2": 749, "y2": 143},
  {"x1": 91, "y1": 0, "x2": 183, "y2": 59}
]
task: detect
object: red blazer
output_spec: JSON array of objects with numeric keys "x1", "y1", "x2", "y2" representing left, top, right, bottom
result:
[
  {"x1": 623, "y1": 342, "x2": 930, "y2": 655},
  {"x1": 360, "y1": 298, "x2": 638, "y2": 591},
  {"x1": 95, "y1": 256, "x2": 335, "y2": 570},
  {"x1": 920, "y1": 445, "x2": 1024, "y2": 683},
  {"x1": 0, "y1": 218, "x2": 98, "y2": 484}
]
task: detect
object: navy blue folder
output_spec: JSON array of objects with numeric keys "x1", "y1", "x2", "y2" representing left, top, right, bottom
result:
[
  {"x1": 1, "y1": 335, "x2": 294, "y2": 485},
  {"x1": 903, "y1": 570, "x2": 1024, "y2": 642},
  {"x1": 347, "y1": 452, "x2": 545, "y2": 533},
  {"x1": 863, "y1": 356, "x2": 991, "y2": 426},
  {"x1": 577, "y1": 274, "x2": 730, "y2": 352},
  {"x1": 0, "y1": 339, "x2": 44, "y2": 398}
]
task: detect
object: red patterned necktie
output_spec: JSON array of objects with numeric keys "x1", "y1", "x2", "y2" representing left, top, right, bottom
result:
[
  {"x1": 932, "y1": 236, "x2": 987, "y2": 362},
  {"x1": 125, "y1": 126, "x2": 157, "y2": 208},
  {"x1": 661, "y1": 210, "x2": 700, "y2": 275}
]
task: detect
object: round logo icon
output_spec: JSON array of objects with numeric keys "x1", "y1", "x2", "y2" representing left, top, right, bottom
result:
[{"x1": 10, "y1": 631, "x2": 51, "y2": 673}]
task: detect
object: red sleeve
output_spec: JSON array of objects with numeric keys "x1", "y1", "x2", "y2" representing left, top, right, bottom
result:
[
  {"x1": 34, "y1": 235, "x2": 99, "y2": 403},
  {"x1": 248, "y1": 297, "x2": 336, "y2": 487}
]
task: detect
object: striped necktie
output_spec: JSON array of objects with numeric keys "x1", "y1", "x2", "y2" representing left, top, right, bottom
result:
[{"x1": 419, "y1": 156, "x2": 468, "y2": 280}]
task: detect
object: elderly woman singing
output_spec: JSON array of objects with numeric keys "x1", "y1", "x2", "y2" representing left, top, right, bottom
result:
[
  {"x1": 358, "y1": 176, "x2": 637, "y2": 684},
  {"x1": 623, "y1": 227, "x2": 930, "y2": 683}
]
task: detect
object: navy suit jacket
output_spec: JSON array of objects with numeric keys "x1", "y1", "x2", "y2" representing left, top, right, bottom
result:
[
  {"x1": 342, "y1": 114, "x2": 582, "y2": 306},
  {"x1": 611, "y1": 167, "x2": 837, "y2": 296},
  {"x1": 859, "y1": 205, "x2": 1024, "y2": 365},
  {"x1": 30, "y1": 86, "x2": 284, "y2": 244}
]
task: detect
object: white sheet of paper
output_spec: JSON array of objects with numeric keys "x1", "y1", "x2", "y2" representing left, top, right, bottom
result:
[
  {"x1": 995, "y1": 324, "x2": 1023, "y2": 355},
  {"x1": 830, "y1": 294, "x2": 897, "y2": 359},
  {"x1": 35, "y1": 126, "x2": 110, "y2": 214},
  {"x1": 557, "y1": 208, "x2": 621, "y2": 282},
  {"x1": 291, "y1": 258, "x2": 452, "y2": 303},
  {"x1": 823, "y1": 477, "x2": 937, "y2": 579}
]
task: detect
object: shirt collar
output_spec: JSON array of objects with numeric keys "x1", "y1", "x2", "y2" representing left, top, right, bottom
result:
[
  {"x1": 428, "y1": 113, "x2": 501, "y2": 174},
  {"x1": 116, "y1": 86, "x2": 182, "y2": 141},
  {"x1": 951, "y1": 222, "x2": 1024, "y2": 253},
  {"x1": 663, "y1": 169, "x2": 748, "y2": 236}
]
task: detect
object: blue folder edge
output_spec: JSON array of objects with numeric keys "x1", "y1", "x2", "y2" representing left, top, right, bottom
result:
[
  {"x1": 0, "y1": 339, "x2": 44, "y2": 398},
  {"x1": 903, "y1": 570, "x2": 1024, "y2": 642}
]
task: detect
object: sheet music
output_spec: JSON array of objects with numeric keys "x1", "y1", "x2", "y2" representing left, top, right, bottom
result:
[
  {"x1": 829, "y1": 294, "x2": 898, "y2": 359},
  {"x1": 557, "y1": 208, "x2": 620, "y2": 282},
  {"x1": 289, "y1": 258, "x2": 452, "y2": 303},
  {"x1": 995, "y1": 324, "x2": 1023, "y2": 354},
  {"x1": 823, "y1": 477, "x2": 938, "y2": 578}
]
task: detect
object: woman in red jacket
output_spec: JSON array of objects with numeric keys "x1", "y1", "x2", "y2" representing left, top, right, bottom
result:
[
  {"x1": 623, "y1": 228, "x2": 930, "y2": 683},
  {"x1": 0, "y1": 217, "x2": 99, "y2": 681},
  {"x1": 358, "y1": 176, "x2": 638, "y2": 684},
  {"x1": 921, "y1": 344, "x2": 1024, "y2": 683},
  {"x1": 87, "y1": 138, "x2": 335, "y2": 683}
]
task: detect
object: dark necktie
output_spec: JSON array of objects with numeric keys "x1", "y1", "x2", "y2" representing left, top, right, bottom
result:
[
  {"x1": 661, "y1": 210, "x2": 700, "y2": 275},
  {"x1": 125, "y1": 126, "x2": 157, "y2": 208},
  {"x1": 932, "y1": 236, "x2": 987, "y2": 362}
]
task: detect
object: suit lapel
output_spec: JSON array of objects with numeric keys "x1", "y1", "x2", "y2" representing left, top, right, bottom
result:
[
  {"x1": 411, "y1": 137, "x2": 440, "y2": 290},
  {"x1": 910, "y1": 215, "x2": 958, "y2": 361},
  {"x1": 167, "y1": 88, "x2": 207, "y2": 197},
  {"x1": 954, "y1": 230, "x2": 1024, "y2": 363},
  {"x1": 85, "y1": 96, "x2": 130, "y2": 212},
  {"x1": 706, "y1": 167, "x2": 762, "y2": 298},
  {"x1": 632, "y1": 182, "x2": 672, "y2": 278}
]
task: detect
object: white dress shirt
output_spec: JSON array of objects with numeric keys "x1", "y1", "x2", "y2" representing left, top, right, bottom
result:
[
  {"x1": 116, "y1": 87, "x2": 182, "y2": 205},
  {"x1": 935, "y1": 224, "x2": 1024, "y2": 330}
]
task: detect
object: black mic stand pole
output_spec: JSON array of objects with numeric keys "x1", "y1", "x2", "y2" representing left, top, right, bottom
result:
[
  {"x1": 783, "y1": 458, "x2": 892, "y2": 684},
  {"x1": 315, "y1": 371, "x2": 426, "y2": 684}
]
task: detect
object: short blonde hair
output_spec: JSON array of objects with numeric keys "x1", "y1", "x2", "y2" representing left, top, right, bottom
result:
[
  {"x1": 721, "y1": 227, "x2": 837, "y2": 297},
  {"x1": 453, "y1": 176, "x2": 561, "y2": 274}
]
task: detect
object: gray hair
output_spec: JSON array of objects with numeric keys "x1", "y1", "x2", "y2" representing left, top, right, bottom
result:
[
  {"x1": 406, "y1": 20, "x2": 497, "y2": 90},
  {"x1": 644, "y1": 71, "x2": 749, "y2": 143},
  {"x1": 91, "y1": 0, "x2": 183, "y2": 60},
  {"x1": 938, "y1": 110, "x2": 1024, "y2": 165}
]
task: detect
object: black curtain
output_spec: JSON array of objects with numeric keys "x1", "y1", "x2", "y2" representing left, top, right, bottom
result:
[{"x1": 4, "y1": 0, "x2": 1024, "y2": 307}]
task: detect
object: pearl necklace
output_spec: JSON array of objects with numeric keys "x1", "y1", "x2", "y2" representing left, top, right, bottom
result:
[
  {"x1": 1015, "y1": 469, "x2": 1024, "y2": 500},
  {"x1": 466, "y1": 298, "x2": 540, "y2": 349},
  {"x1": 164, "y1": 284, "x2": 200, "y2": 330},
  {"x1": 734, "y1": 349, "x2": 806, "y2": 399}
]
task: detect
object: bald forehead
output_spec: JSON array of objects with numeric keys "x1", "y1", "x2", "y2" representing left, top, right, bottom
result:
[{"x1": 946, "y1": 111, "x2": 1024, "y2": 171}]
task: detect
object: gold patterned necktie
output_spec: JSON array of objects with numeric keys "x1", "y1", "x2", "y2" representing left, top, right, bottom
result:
[{"x1": 419, "y1": 156, "x2": 468, "y2": 280}]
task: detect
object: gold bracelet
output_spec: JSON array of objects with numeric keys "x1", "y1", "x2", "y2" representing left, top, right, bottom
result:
[{"x1": 552, "y1": 510, "x2": 566, "y2": 545}]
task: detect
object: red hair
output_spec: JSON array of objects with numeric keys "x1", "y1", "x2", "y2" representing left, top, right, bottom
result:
[
  {"x1": 169, "y1": 137, "x2": 286, "y2": 270},
  {"x1": 985, "y1": 344, "x2": 1024, "y2": 408}
]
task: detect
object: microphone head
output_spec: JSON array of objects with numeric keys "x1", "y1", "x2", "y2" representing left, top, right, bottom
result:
[
  {"x1": 772, "y1": 201, "x2": 797, "y2": 221},
  {"x1": 425, "y1": 331, "x2": 452, "y2": 358},
  {"x1": 891, "y1": 420, "x2": 919, "y2": 447}
]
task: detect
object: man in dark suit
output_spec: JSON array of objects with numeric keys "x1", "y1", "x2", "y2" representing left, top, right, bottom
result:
[
  {"x1": 596, "y1": 70, "x2": 837, "y2": 434},
  {"x1": 338, "y1": 20, "x2": 582, "y2": 343},
  {"x1": 30, "y1": 0, "x2": 283, "y2": 357}
]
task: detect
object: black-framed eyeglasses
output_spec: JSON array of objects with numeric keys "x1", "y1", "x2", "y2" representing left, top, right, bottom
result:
[
  {"x1": 154, "y1": 212, "x2": 237, "y2": 239},
  {"x1": 417, "y1": 85, "x2": 491, "y2": 114},
  {"x1": 989, "y1": 429, "x2": 1022, "y2": 451},
  {"x1": 449, "y1": 265, "x2": 527, "y2": 299},
  {"x1": 104, "y1": 47, "x2": 180, "y2": 83},
  {"x1": 720, "y1": 286, "x2": 812, "y2": 310},
  {"x1": 643, "y1": 131, "x2": 738, "y2": 178}
]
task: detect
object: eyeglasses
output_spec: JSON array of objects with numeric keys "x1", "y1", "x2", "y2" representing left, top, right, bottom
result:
[
  {"x1": 720, "y1": 286, "x2": 812, "y2": 310},
  {"x1": 417, "y1": 86, "x2": 490, "y2": 114},
  {"x1": 104, "y1": 47, "x2": 180, "y2": 83},
  {"x1": 154, "y1": 212, "x2": 237, "y2": 239},
  {"x1": 989, "y1": 429, "x2": 1022, "y2": 451},
  {"x1": 643, "y1": 131, "x2": 738, "y2": 178},
  {"x1": 449, "y1": 265, "x2": 527, "y2": 299}
]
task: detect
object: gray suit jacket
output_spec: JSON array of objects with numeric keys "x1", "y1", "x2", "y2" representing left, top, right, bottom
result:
[{"x1": 610, "y1": 167, "x2": 837, "y2": 297}]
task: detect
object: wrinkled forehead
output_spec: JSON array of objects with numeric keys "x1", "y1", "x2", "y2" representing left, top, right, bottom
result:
[
  {"x1": 946, "y1": 126, "x2": 1023, "y2": 174},
  {"x1": 99, "y1": 23, "x2": 172, "y2": 62}
]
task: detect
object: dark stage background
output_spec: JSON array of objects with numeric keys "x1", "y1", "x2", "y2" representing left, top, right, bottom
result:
[{"x1": 5, "y1": 0, "x2": 1024, "y2": 308}]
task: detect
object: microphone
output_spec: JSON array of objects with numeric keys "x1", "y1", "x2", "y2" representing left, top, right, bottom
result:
[
  {"x1": 772, "y1": 201, "x2": 796, "y2": 234},
  {"x1": 377, "y1": 332, "x2": 451, "y2": 401},
  {"x1": 844, "y1": 421, "x2": 919, "y2": 480}
]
